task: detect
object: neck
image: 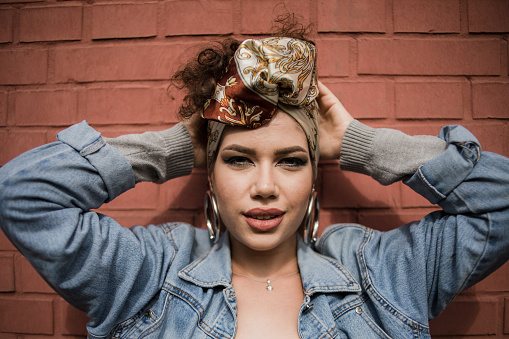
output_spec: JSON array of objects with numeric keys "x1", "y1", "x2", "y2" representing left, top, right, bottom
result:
[{"x1": 230, "y1": 233, "x2": 299, "y2": 279}]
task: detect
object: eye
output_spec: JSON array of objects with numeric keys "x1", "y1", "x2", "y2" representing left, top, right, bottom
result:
[
  {"x1": 224, "y1": 156, "x2": 254, "y2": 167},
  {"x1": 277, "y1": 157, "x2": 308, "y2": 168}
]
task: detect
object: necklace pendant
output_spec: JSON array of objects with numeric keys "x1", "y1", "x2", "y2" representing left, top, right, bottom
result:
[{"x1": 266, "y1": 280, "x2": 273, "y2": 291}]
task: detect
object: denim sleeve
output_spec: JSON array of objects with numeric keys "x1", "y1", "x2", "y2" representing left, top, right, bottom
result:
[
  {"x1": 0, "y1": 121, "x2": 179, "y2": 336},
  {"x1": 361, "y1": 125, "x2": 509, "y2": 323},
  {"x1": 405, "y1": 126, "x2": 509, "y2": 318}
]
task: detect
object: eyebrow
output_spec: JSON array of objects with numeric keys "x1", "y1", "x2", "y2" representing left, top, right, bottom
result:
[{"x1": 222, "y1": 144, "x2": 307, "y2": 156}]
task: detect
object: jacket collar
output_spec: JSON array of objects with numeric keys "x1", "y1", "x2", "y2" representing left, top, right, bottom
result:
[{"x1": 178, "y1": 232, "x2": 361, "y2": 295}]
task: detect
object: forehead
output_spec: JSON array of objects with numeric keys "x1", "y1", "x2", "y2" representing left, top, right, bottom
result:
[{"x1": 219, "y1": 112, "x2": 308, "y2": 150}]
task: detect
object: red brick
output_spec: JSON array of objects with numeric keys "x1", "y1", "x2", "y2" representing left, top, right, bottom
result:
[
  {"x1": 0, "y1": 50, "x2": 48, "y2": 85},
  {"x1": 393, "y1": 0, "x2": 460, "y2": 33},
  {"x1": 321, "y1": 168, "x2": 397, "y2": 209},
  {"x1": 58, "y1": 299, "x2": 88, "y2": 336},
  {"x1": 467, "y1": 260, "x2": 509, "y2": 293},
  {"x1": 395, "y1": 82, "x2": 465, "y2": 119},
  {"x1": 19, "y1": 256, "x2": 54, "y2": 293},
  {"x1": 54, "y1": 44, "x2": 183, "y2": 82},
  {"x1": 0, "y1": 255, "x2": 15, "y2": 292},
  {"x1": 240, "y1": 0, "x2": 311, "y2": 34},
  {"x1": 0, "y1": 9, "x2": 13, "y2": 43},
  {"x1": 165, "y1": 0, "x2": 233, "y2": 36},
  {"x1": 400, "y1": 183, "x2": 437, "y2": 208},
  {"x1": 464, "y1": 123, "x2": 509, "y2": 157},
  {"x1": 318, "y1": 210, "x2": 356, "y2": 229},
  {"x1": 166, "y1": 169, "x2": 208, "y2": 209},
  {"x1": 82, "y1": 87, "x2": 158, "y2": 124},
  {"x1": 98, "y1": 182, "x2": 159, "y2": 210},
  {"x1": 0, "y1": 92, "x2": 6, "y2": 126},
  {"x1": 0, "y1": 131, "x2": 47, "y2": 165},
  {"x1": 318, "y1": 0, "x2": 385, "y2": 33},
  {"x1": 468, "y1": 0, "x2": 509, "y2": 32},
  {"x1": 19, "y1": 6, "x2": 82, "y2": 42},
  {"x1": 92, "y1": 3, "x2": 157, "y2": 40},
  {"x1": 0, "y1": 0, "x2": 42, "y2": 2},
  {"x1": 505, "y1": 298, "x2": 509, "y2": 334},
  {"x1": 324, "y1": 81, "x2": 387, "y2": 119},
  {"x1": 13, "y1": 90, "x2": 78, "y2": 127},
  {"x1": 316, "y1": 38, "x2": 350, "y2": 77},
  {"x1": 472, "y1": 82, "x2": 509, "y2": 119},
  {"x1": 107, "y1": 211, "x2": 196, "y2": 228},
  {"x1": 430, "y1": 298, "x2": 498, "y2": 335},
  {"x1": 158, "y1": 86, "x2": 181, "y2": 124},
  {"x1": 358, "y1": 39, "x2": 500, "y2": 76},
  {"x1": 0, "y1": 232, "x2": 16, "y2": 251},
  {"x1": 358, "y1": 210, "x2": 436, "y2": 232},
  {"x1": 0, "y1": 297, "x2": 54, "y2": 334}
]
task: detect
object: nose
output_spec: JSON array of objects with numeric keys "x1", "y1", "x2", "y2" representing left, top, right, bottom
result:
[{"x1": 250, "y1": 164, "x2": 279, "y2": 200}]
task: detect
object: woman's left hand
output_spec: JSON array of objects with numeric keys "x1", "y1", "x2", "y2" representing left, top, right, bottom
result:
[{"x1": 316, "y1": 81, "x2": 354, "y2": 161}]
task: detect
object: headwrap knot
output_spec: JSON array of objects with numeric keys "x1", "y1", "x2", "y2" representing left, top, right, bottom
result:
[{"x1": 202, "y1": 37, "x2": 320, "y2": 172}]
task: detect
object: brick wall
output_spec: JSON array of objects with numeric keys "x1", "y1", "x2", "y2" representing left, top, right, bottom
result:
[{"x1": 0, "y1": 0, "x2": 508, "y2": 337}]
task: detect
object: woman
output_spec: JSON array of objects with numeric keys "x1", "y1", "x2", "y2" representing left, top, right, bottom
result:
[{"x1": 0, "y1": 35, "x2": 508, "y2": 338}]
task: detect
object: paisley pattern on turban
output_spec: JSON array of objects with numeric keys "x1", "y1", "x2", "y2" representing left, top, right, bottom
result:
[{"x1": 202, "y1": 37, "x2": 320, "y2": 172}]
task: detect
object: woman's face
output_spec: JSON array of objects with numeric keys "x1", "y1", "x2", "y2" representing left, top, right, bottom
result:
[{"x1": 210, "y1": 112, "x2": 314, "y2": 252}]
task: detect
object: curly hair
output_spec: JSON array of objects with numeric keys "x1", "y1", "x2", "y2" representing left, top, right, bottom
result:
[{"x1": 170, "y1": 13, "x2": 314, "y2": 120}]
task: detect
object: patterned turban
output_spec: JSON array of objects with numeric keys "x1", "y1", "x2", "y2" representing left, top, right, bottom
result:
[{"x1": 202, "y1": 37, "x2": 319, "y2": 173}]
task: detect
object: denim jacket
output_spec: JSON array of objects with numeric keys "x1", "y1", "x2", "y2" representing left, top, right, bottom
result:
[{"x1": 0, "y1": 121, "x2": 508, "y2": 338}]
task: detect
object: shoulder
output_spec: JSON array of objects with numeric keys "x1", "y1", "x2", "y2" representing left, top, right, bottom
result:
[{"x1": 315, "y1": 224, "x2": 372, "y2": 269}]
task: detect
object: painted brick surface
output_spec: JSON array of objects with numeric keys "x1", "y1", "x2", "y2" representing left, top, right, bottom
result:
[
  {"x1": 0, "y1": 232, "x2": 16, "y2": 251},
  {"x1": 472, "y1": 82, "x2": 509, "y2": 119},
  {"x1": 358, "y1": 39, "x2": 500, "y2": 75},
  {"x1": 0, "y1": 92, "x2": 6, "y2": 126},
  {"x1": 58, "y1": 299, "x2": 89, "y2": 336},
  {"x1": 393, "y1": 0, "x2": 460, "y2": 33},
  {"x1": 0, "y1": 131, "x2": 47, "y2": 165},
  {"x1": 19, "y1": 257, "x2": 54, "y2": 294},
  {"x1": 92, "y1": 3, "x2": 158, "y2": 40},
  {"x1": 0, "y1": 50, "x2": 48, "y2": 85},
  {"x1": 430, "y1": 299, "x2": 498, "y2": 335},
  {"x1": 325, "y1": 81, "x2": 387, "y2": 119},
  {"x1": 505, "y1": 298, "x2": 509, "y2": 334},
  {"x1": 83, "y1": 87, "x2": 158, "y2": 124},
  {"x1": 1, "y1": 1, "x2": 508, "y2": 337},
  {"x1": 0, "y1": 255, "x2": 15, "y2": 292},
  {"x1": 318, "y1": 0, "x2": 385, "y2": 33},
  {"x1": 13, "y1": 90, "x2": 78, "y2": 126},
  {"x1": 19, "y1": 6, "x2": 82, "y2": 42},
  {"x1": 54, "y1": 45, "x2": 184, "y2": 83},
  {"x1": 0, "y1": 298, "x2": 54, "y2": 334},
  {"x1": 0, "y1": 9, "x2": 13, "y2": 43},
  {"x1": 321, "y1": 170, "x2": 397, "y2": 209},
  {"x1": 240, "y1": 0, "x2": 311, "y2": 34},
  {"x1": 468, "y1": 0, "x2": 509, "y2": 33},
  {"x1": 165, "y1": 0, "x2": 234, "y2": 36},
  {"x1": 316, "y1": 38, "x2": 350, "y2": 77},
  {"x1": 395, "y1": 82, "x2": 465, "y2": 119}
]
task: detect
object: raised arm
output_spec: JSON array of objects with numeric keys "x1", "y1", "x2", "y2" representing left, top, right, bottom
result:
[
  {"x1": 0, "y1": 121, "x2": 195, "y2": 336},
  {"x1": 316, "y1": 82, "x2": 509, "y2": 324}
]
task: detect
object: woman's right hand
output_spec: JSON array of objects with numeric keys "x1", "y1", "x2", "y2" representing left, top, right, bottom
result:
[
  {"x1": 181, "y1": 113, "x2": 208, "y2": 169},
  {"x1": 316, "y1": 81, "x2": 354, "y2": 161}
]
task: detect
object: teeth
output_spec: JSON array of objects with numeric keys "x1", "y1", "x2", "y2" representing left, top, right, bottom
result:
[{"x1": 252, "y1": 215, "x2": 276, "y2": 220}]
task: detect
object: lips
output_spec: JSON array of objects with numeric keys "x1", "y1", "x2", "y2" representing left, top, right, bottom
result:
[{"x1": 244, "y1": 208, "x2": 285, "y2": 232}]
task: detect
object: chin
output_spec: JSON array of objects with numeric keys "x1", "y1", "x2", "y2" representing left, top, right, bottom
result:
[{"x1": 229, "y1": 231, "x2": 298, "y2": 252}]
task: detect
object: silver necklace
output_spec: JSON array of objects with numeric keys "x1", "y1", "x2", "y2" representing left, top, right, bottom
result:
[{"x1": 232, "y1": 270, "x2": 299, "y2": 291}]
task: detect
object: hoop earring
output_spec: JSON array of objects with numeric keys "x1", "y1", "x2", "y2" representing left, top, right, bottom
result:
[
  {"x1": 303, "y1": 189, "x2": 319, "y2": 244},
  {"x1": 205, "y1": 190, "x2": 220, "y2": 242}
]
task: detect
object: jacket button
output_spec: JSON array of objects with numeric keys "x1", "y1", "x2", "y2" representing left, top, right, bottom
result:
[{"x1": 355, "y1": 306, "x2": 363, "y2": 314}]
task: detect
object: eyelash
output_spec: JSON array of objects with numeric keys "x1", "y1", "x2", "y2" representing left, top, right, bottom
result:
[{"x1": 224, "y1": 156, "x2": 307, "y2": 168}]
